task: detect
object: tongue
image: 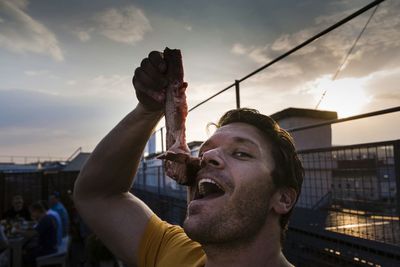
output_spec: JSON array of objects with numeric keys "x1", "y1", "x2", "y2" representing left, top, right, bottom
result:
[
  {"x1": 201, "y1": 183, "x2": 224, "y2": 200},
  {"x1": 202, "y1": 192, "x2": 224, "y2": 200}
]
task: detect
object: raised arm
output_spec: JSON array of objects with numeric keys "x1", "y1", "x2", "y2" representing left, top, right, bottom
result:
[{"x1": 73, "y1": 51, "x2": 167, "y2": 265}]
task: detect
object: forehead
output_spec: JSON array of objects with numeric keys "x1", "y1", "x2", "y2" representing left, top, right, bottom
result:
[{"x1": 202, "y1": 122, "x2": 271, "y2": 151}]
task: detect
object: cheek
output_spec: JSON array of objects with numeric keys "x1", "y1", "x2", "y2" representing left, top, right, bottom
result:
[{"x1": 228, "y1": 161, "x2": 272, "y2": 185}]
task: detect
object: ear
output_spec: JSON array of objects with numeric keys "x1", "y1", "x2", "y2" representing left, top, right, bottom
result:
[{"x1": 270, "y1": 187, "x2": 297, "y2": 215}]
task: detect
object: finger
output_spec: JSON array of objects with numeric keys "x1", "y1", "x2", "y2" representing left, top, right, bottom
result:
[
  {"x1": 141, "y1": 58, "x2": 168, "y2": 88},
  {"x1": 134, "y1": 67, "x2": 159, "y2": 90},
  {"x1": 132, "y1": 76, "x2": 165, "y2": 104},
  {"x1": 148, "y1": 51, "x2": 167, "y2": 73},
  {"x1": 132, "y1": 75, "x2": 146, "y2": 93}
]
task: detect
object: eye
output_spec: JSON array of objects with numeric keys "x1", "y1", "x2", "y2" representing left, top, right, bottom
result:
[{"x1": 233, "y1": 151, "x2": 252, "y2": 158}]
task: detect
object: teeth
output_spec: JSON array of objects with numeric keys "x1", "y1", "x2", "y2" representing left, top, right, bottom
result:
[{"x1": 198, "y1": 178, "x2": 223, "y2": 196}]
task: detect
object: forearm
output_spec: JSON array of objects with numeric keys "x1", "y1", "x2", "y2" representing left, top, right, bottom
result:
[{"x1": 74, "y1": 103, "x2": 163, "y2": 200}]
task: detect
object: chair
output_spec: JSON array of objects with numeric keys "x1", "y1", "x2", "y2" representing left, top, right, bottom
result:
[{"x1": 36, "y1": 236, "x2": 70, "y2": 267}]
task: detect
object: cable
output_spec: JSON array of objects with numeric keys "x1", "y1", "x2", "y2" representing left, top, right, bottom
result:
[
  {"x1": 315, "y1": 4, "x2": 380, "y2": 109},
  {"x1": 188, "y1": 0, "x2": 386, "y2": 113},
  {"x1": 156, "y1": 0, "x2": 387, "y2": 143}
]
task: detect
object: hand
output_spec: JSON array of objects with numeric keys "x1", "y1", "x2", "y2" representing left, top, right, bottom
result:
[{"x1": 133, "y1": 51, "x2": 168, "y2": 111}]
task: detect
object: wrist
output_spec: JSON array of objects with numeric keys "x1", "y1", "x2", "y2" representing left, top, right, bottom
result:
[{"x1": 136, "y1": 103, "x2": 164, "y2": 117}]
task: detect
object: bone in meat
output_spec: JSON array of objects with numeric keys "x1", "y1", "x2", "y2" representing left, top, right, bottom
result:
[{"x1": 159, "y1": 48, "x2": 199, "y2": 185}]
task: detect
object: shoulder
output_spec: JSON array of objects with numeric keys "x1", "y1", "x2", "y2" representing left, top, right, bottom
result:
[
  {"x1": 40, "y1": 215, "x2": 56, "y2": 227},
  {"x1": 138, "y1": 215, "x2": 206, "y2": 267}
]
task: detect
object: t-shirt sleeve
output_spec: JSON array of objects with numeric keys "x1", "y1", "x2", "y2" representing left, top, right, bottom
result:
[{"x1": 137, "y1": 214, "x2": 206, "y2": 267}]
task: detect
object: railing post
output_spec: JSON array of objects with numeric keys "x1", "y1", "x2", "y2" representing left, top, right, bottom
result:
[
  {"x1": 160, "y1": 127, "x2": 165, "y2": 153},
  {"x1": 394, "y1": 140, "x2": 400, "y2": 215},
  {"x1": 157, "y1": 166, "x2": 161, "y2": 196},
  {"x1": 235, "y1": 80, "x2": 240, "y2": 109}
]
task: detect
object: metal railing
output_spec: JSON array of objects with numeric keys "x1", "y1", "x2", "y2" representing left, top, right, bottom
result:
[{"x1": 0, "y1": 171, "x2": 78, "y2": 216}]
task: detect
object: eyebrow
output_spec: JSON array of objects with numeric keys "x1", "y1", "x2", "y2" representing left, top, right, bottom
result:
[
  {"x1": 231, "y1": 136, "x2": 259, "y2": 148},
  {"x1": 198, "y1": 136, "x2": 259, "y2": 155}
]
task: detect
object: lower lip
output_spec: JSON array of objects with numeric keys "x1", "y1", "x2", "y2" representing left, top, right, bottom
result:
[
  {"x1": 199, "y1": 192, "x2": 224, "y2": 200},
  {"x1": 190, "y1": 193, "x2": 225, "y2": 206}
]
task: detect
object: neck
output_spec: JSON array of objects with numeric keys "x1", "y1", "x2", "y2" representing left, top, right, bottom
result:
[
  {"x1": 203, "y1": 217, "x2": 292, "y2": 267},
  {"x1": 37, "y1": 212, "x2": 46, "y2": 221}
]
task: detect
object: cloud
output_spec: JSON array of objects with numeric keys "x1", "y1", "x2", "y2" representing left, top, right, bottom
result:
[
  {"x1": 184, "y1": 25, "x2": 193, "y2": 31},
  {"x1": 231, "y1": 1, "x2": 400, "y2": 75},
  {"x1": 75, "y1": 30, "x2": 91, "y2": 42},
  {"x1": 0, "y1": 88, "x2": 135, "y2": 156},
  {"x1": 66, "y1": 80, "x2": 77, "y2": 86},
  {"x1": 24, "y1": 69, "x2": 59, "y2": 79},
  {"x1": 88, "y1": 74, "x2": 133, "y2": 97},
  {"x1": 229, "y1": 0, "x2": 400, "y2": 97},
  {"x1": 231, "y1": 43, "x2": 247, "y2": 55},
  {"x1": 24, "y1": 70, "x2": 49, "y2": 76},
  {"x1": 92, "y1": 5, "x2": 152, "y2": 45},
  {"x1": 0, "y1": 0, "x2": 64, "y2": 61},
  {"x1": 231, "y1": 43, "x2": 270, "y2": 64}
]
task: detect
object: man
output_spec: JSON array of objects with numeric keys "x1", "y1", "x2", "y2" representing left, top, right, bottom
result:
[
  {"x1": 74, "y1": 50, "x2": 304, "y2": 267},
  {"x1": 0, "y1": 223, "x2": 9, "y2": 267},
  {"x1": 2, "y1": 195, "x2": 31, "y2": 221},
  {"x1": 23, "y1": 202, "x2": 58, "y2": 267},
  {"x1": 40, "y1": 200, "x2": 63, "y2": 247},
  {"x1": 49, "y1": 192, "x2": 69, "y2": 237}
]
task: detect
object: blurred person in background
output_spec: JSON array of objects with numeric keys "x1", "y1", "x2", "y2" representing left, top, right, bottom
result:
[
  {"x1": 49, "y1": 191, "x2": 70, "y2": 237},
  {"x1": 2, "y1": 195, "x2": 31, "y2": 221},
  {"x1": 39, "y1": 200, "x2": 62, "y2": 247},
  {"x1": 22, "y1": 202, "x2": 58, "y2": 267},
  {"x1": 0, "y1": 223, "x2": 9, "y2": 267}
]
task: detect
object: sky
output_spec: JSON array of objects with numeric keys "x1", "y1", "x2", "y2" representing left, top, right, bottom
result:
[{"x1": 0, "y1": 0, "x2": 399, "y2": 160}]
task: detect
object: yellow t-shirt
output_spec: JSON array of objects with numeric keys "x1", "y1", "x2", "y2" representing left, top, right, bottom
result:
[{"x1": 137, "y1": 214, "x2": 206, "y2": 267}]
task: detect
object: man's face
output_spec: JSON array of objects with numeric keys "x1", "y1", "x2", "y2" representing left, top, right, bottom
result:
[
  {"x1": 30, "y1": 209, "x2": 40, "y2": 221},
  {"x1": 12, "y1": 197, "x2": 23, "y2": 211},
  {"x1": 184, "y1": 122, "x2": 276, "y2": 245},
  {"x1": 49, "y1": 195, "x2": 57, "y2": 206}
]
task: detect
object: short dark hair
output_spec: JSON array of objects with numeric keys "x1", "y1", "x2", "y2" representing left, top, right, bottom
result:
[
  {"x1": 50, "y1": 191, "x2": 61, "y2": 199},
  {"x1": 217, "y1": 108, "x2": 304, "y2": 242},
  {"x1": 39, "y1": 200, "x2": 49, "y2": 211},
  {"x1": 30, "y1": 201, "x2": 46, "y2": 213}
]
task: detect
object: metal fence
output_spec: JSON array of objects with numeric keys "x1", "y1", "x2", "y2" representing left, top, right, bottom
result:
[
  {"x1": 0, "y1": 171, "x2": 79, "y2": 216},
  {"x1": 294, "y1": 140, "x2": 399, "y2": 244},
  {"x1": 285, "y1": 139, "x2": 400, "y2": 266}
]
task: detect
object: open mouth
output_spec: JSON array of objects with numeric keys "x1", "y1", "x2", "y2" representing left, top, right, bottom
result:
[{"x1": 194, "y1": 178, "x2": 225, "y2": 200}]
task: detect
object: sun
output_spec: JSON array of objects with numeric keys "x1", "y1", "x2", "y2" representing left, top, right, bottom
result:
[{"x1": 311, "y1": 75, "x2": 371, "y2": 118}]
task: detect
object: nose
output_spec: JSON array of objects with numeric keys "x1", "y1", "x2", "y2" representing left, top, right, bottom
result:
[{"x1": 201, "y1": 149, "x2": 224, "y2": 169}]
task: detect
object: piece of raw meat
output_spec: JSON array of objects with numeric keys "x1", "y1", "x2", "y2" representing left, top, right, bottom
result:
[{"x1": 157, "y1": 48, "x2": 200, "y2": 185}]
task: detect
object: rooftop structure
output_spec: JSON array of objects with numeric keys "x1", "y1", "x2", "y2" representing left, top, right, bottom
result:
[{"x1": 271, "y1": 107, "x2": 338, "y2": 151}]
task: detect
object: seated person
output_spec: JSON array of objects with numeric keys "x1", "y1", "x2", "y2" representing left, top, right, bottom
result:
[
  {"x1": 49, "y1": 192, "x2": 70, "y2": 237},
  {"x1": 22, "y1": 202, "x2": 57, "y2": 267},
  {"x1": 2, "y1": 195, "x2": 31, "y2": 221},
  {"x1": 0, "y1": 224, "x2": 9, "y2": 267},
  {"x1": 39, "y1": 200, "x2": 62, "y2": 247}
]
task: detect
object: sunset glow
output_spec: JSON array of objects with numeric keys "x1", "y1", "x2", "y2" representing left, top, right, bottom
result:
[{"x1": 311, "y1": 76, "x2": 372, "y2": 118}]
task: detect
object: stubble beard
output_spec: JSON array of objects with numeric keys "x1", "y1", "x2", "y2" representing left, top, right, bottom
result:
[{"x1": 183, "y1": 179, "x2": 273, "y2": 247}]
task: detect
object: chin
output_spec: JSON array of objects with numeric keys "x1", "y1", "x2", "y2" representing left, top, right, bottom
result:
[{"x1": 182, "y1": 217, "x2": 197, "y2": 241}]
